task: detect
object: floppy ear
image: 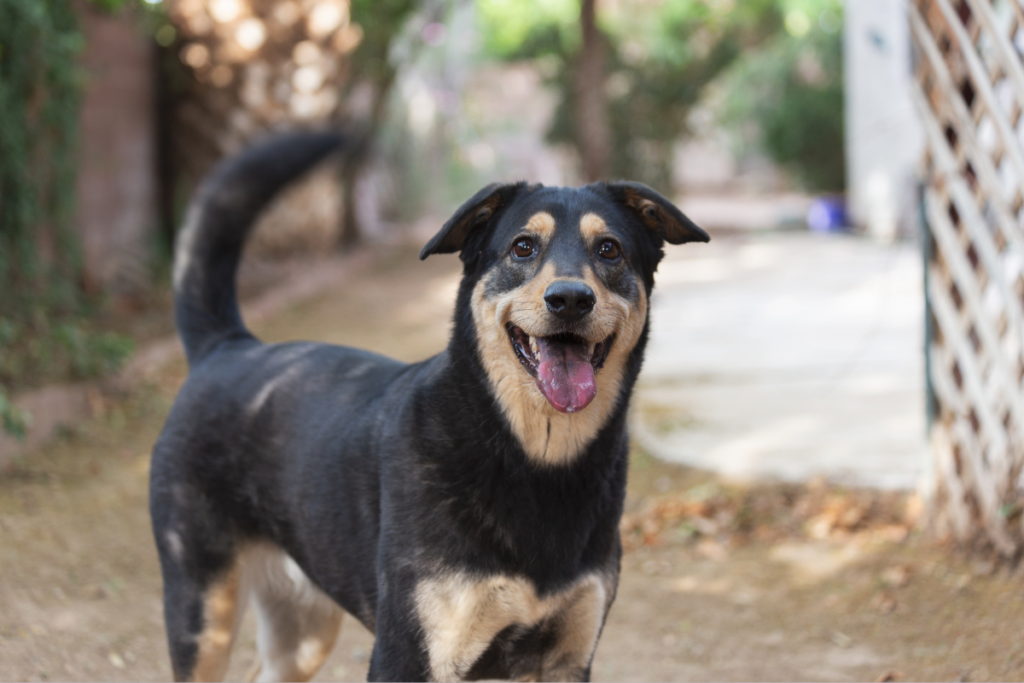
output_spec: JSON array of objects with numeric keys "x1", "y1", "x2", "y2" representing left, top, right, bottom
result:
[
  {"x1": 419, "y1": 182, "x2": 527, "y2": 260},
  {"x1": 601, "y1": 181, "x2": 710, "y2": 244}
]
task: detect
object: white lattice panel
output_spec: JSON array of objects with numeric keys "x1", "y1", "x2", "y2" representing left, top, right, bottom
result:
[{"x1": 911, "y1": 0, "x2": 1024, "y2": 555}]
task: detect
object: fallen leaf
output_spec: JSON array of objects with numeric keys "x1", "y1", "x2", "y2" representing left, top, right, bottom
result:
[
  {"x1": 831, "y1": 631, "x2": 852, "y2": 648},
  {"x1": 881, "y1": 564, "x2": 912, "y2": 588},
  {"x1": 870, "y1": 591, "x2": 897, "y2": 614},
  {"x1": 696, "y1": 539, "x2": 727, "y2": 562}
]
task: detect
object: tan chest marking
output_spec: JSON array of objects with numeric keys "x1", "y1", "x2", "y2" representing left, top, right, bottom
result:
[
  {"x1": 471, "y1": 267, "x2": 647, "y2": 466},
  {"x1": 415, "y1": 573, "x2": 609, "y2": 682}
]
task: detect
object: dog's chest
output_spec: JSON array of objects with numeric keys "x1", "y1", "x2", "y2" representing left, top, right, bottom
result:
[{"x1": 414, "y1": 571, "x2": 610, "y2": 681}]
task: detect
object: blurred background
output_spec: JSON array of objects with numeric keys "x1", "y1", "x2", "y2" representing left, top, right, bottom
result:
[
  {"x1": 3, "y1": 0, "x2": 1024, "y2": 680},
  {"x1": 0, "y1": 0, "x2": 889, "y2": 462}
]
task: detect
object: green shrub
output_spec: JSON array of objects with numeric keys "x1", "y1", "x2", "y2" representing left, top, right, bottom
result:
[
  {"x1": 54, "y1": 324, "x2": 134, "y2": 379},
  {"x1": 0, "y1": 389, "x2": 28, "y2": 440},
  {"x1": 0, "y1": 0, "x2": 137, "y2": 438},
  {"x1": 715, "y1": 2, "x2": 845, "y2": 193},
  {"x1": 477, "y1": 0, "x2": 781, "y2": 191},
  {"x1": 0, "y1": 0, "x2": 84, "y2": 313}
]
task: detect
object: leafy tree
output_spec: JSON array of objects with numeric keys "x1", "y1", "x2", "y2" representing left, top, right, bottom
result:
[
  {"x1": 340, "y1": 0, "x2": 419, "y2": 248},
  {"x1": 715, "y1": 0, "x2": 845, "y2": 192},
  {"x1": 477, "y1": 0, "x2": 781, "y2": 189}
]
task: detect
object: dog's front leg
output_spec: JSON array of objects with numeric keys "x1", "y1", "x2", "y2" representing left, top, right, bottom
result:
[
  {"x1": 536, "y1": 575, "x2": 612, "y2": 682},
  {"x1": 366, "y1": 589, "x2": 432, "y2": 682},
  {"x1": 368, "y1": 584, "x2": 501, "y2": 683}
]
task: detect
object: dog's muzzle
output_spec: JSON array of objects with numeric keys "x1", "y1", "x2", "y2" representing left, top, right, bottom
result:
[{"x1": 507, "y1": 325, "x2": 612, "y2": 413}]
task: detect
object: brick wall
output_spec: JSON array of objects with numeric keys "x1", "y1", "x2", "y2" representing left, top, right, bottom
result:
[{"x1": 74, "y1": 2, "x2": 157, "y2": 294}]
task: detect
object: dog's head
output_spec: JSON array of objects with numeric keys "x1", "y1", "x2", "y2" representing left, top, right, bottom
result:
[{"x1": 421, "y1": 181, "x2": 708, "y2": 463}]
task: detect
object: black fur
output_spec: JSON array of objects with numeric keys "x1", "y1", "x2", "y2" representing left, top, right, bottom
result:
[{"x1": 150, "y1": 132, "x2": 706, "y2": 682}]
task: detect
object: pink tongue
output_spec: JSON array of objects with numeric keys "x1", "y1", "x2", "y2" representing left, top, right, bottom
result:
[{"x1": 534, "y1": 338, "x2": 597, "y2": 413}]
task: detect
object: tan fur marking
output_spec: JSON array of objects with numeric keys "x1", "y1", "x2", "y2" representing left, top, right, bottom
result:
[
  {"x1": 623, "y1": 190, "x2": 661, "y2": 227},
  {"x1": 539, "y1": 577, "x2": 610, "y2": 681},
  {"x1": 525, "y1": 211, "x2": 557, "y2": 240},
  {"x1": 579, "y1": 213, "x2": 609, "y2": 243},
  {"x1": 415, "y1": 573, "x2": 608, "y2": 682},
  {"x1": 471, "y1": 264, "x2": 647, "y2": 466},
  {"x1": 191, "y1": 564, "x2": 242, "y2": 682},
  {"x1": 243, "y1": 543, "x2": 344, "y2": 683},
  {"x1": 187, "y1": 544, "x2": 343, "y2": 682},
  {"x1": 251, "y1": 610, "x2": 342, "y2": 683}
]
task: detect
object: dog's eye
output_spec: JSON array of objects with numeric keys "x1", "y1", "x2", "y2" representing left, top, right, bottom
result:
[
  {"x1": 597, "y1": 240, "x2": 621, "y2": 260},
  {"x1": 511, "y1": 238, "x2": 535, "y2": 259}
]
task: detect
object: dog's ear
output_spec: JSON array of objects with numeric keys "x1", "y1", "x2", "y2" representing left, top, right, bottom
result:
[
  {"x1": 601, "y1": 181, "x2": 709, "y2": 244},
  {"x1": 420, "y1": 182, "x2": 527, "y2": 260}
]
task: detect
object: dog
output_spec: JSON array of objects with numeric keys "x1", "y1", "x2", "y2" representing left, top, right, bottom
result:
[{"x1": 149, "y1": 131, "x2": 709, "y2": 682}]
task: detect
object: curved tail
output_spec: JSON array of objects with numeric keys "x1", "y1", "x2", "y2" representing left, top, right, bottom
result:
[{"x1": 173, "y1": 131, "x2": 348, "y2": 365}]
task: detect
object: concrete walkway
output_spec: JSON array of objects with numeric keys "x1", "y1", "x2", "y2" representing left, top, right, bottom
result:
[{"x1": 635, "y1": 230, "x2": 929, "y2": 491}]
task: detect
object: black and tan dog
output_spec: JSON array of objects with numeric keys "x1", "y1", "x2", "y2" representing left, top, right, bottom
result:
[{"x1": 150, "y1": 132, "x2": 708, "y2": 682}]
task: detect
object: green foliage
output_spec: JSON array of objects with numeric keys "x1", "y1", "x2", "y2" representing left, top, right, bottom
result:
[
  {"x1": 476, "y1": 0, "x2": 846, "y2": 192},
  {"x1": 0, "y1": 313, "x2": 133, "y2": 441},
  {"x1": 599, "y1": 0, "x2": 778, "y2": 69},
  {"x1": 86, "y1": 0, "x2": 132, "y2": 10},
  {"x1": 477, "y1": 0, "x2": 781, "y2": 190},
  {"x1": 0, "y1": 0, "x2": 135, "y2": 437},
  {"x1": 350, "y1": 0, "x2": 420, "y2": 84},
  {"x1": 0, "y1": 389, "x2": 29, "y2": 440},
  {"x1": 603, "y1": 1, "x2": 780, "y2": 188},
  {"x1": 477, "y1": 0, "x2": 579, "y2": 59},
  {"x1": 0, "y1": 312, "x2": 134, "y2": 385},
  {"x1": 0, "y1": 0, "x2": 83, "y2": 306},
  {"x1": 53, "y1": 324, "x2": 135, "y2": 379},
  {"x1": 715, "y1": 0, "x2": 845, "y2": 192}
]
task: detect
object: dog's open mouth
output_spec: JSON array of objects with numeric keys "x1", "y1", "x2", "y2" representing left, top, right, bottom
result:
[{"x1": 507, "y1": 325, "x2": 612, "y2": 414}]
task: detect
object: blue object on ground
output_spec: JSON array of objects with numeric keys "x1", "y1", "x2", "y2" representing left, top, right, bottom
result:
[{"x1": 807, "y1": 196, "x2": 848, "y2": 233}]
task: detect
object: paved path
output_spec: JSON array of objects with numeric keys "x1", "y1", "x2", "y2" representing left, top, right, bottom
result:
[{"x1": 635, "y1": 231, "x2": 929, "y2": 490}]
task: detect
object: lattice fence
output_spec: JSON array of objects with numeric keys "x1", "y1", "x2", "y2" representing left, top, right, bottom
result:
[{"x1": 911, "y1": 0, "x2": 1024, "y2": 556}]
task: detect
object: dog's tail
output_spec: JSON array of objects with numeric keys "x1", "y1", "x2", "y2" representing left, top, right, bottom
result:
[{"x1": 173, "y1": 131, "x2": 348, "y2": 365}]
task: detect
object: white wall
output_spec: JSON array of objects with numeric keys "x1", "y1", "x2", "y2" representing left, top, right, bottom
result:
[{"x1": 845, "y1": 0, "x2": 924, "y2": 240}]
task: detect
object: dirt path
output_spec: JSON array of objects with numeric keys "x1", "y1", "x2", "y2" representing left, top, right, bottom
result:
[{"x1": 2, "y1": 244, "x2": 1022, "y2": 682}]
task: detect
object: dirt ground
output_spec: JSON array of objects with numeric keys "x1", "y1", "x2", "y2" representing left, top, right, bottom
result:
[{"x1": 2, "y1": 244, "x2": 1024, "y2": 682}]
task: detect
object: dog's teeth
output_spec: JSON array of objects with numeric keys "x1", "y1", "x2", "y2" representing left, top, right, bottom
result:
[
  {"x1": 529, "y1": 336, "x2": 539, "y2": 355},
  {"x1": 588, "y1": 342, "x2": 597, "y2": 357}
]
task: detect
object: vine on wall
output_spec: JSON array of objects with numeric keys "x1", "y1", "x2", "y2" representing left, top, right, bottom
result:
[
  {"x1": 0, "y1": 0, "x2": 82, "y2": 311},
  {"x1": 0, "y1": 0, "x2": 133, "y2": 438}
]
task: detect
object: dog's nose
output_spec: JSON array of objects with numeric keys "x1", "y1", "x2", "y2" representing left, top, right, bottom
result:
[{"x1": 544, "y1": 281, "x2": 596, "y2": 321}]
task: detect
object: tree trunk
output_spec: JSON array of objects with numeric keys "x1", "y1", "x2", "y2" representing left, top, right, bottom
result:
[
  {"x1": 573, "y1": 0, "x2": 611, "y2": 182},
  {"x1": 338, "y1": 160, "x2": 362, "y2": 250},
  {"x1": 337, "y1": 69, "x2": 398, "y2": 250}
]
